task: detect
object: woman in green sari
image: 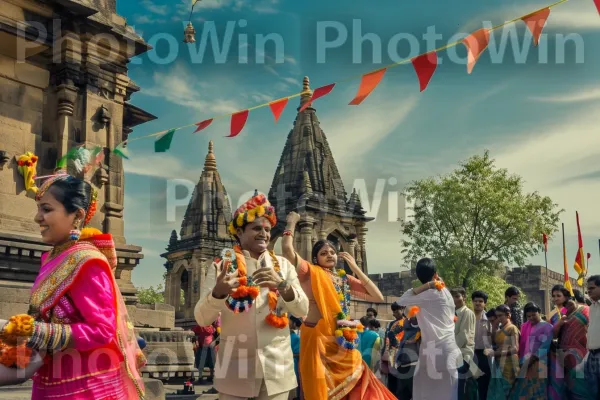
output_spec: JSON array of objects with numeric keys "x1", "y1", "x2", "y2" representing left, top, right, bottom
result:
[{"x1": 487, "y1": 304, "x2": 520, "y2": 400}]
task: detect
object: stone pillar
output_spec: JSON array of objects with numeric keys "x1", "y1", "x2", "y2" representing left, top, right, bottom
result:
[
  {"x1": 356, "y1": 224, "x2": 367, "y2": 273},
  {"x1": 55, "y1": 84, "x2": 77, "y2": 159},
  {"x1": 298, "y1": 217, "x2": 316, "y2": 262}
]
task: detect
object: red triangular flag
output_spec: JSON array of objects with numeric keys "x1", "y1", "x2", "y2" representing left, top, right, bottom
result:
[
  {"x1": 349, "y1": 69, "x2": 387, "y2": 105},
  {"x1": 463, "y1": 28, "x2": 490, "y2": 74},
  {"x1": 411, "y1": 52, "x2": 438, "y2": 92},
  {"x1": 299, "y1": 83, "x2": 336, "y2": 112},
  {"x1": 193, "y1": 119, "x2": 213, "y2": 133},
  {"x1": 269, "y1": 98, "x2": 288, "y2": 122},
  {"x1": 522, "y1": 8, "x2": 550, "y2": 46},
  {"x1": 543, "y1": 233, "x2": 548, "y2": 253},
  {"x1": 594, "y1": 0, "x2": 600, "y2": 16},
  {"x1": 227, "y1": 110, "x2": 249, "y2": 138}
]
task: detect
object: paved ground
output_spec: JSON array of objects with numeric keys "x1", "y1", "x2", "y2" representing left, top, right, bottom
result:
[{"x1": 0, "y1": 381, "x2": 219, "y2": 399}]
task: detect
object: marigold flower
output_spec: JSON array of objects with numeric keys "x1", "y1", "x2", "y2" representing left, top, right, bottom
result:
[
  {"x1": 434, "y1": 280, "x2": 445, "y2": 291},
  {"x1": 267, "y1": 291, "x2": 278, "y2": 310},
  {"x1": 335, "y1": 330, "x2": 343, "y2": 337},
  {"x1": 238, "y1": 277, "x2": 248, "y2": 286},
  {"x1": 246, "y1": 286, "x2": 260, "y2": 298},
  {"x1": 342, "y1": 329, "x2": 357, "y2": 341},
  {"x1": 408, "y1": 306, "x2": 420, "y2": 318},
  {"x1": 15, "y1": 345, "x2": 32, "y2": 368},
  {"x1": 3, "y1": 315, "x2": 34, "y2": 337}
]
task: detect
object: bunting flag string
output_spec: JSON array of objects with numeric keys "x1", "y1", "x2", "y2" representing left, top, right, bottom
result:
[{"x1": 117, "y1": 0, "x2": 571, "y2": 153}]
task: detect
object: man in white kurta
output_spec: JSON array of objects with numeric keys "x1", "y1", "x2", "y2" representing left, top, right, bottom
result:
[
  {"x1": 397, "y1": 258, "x2": 462, "y2": 400},
  {"x1": 194, "y1": 192, "x2": 309, "y2": 400}
]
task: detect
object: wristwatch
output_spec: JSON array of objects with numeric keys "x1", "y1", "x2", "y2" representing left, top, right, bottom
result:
[{"x1": 277, "y1": 279, "x2": 288, "y2": 291}]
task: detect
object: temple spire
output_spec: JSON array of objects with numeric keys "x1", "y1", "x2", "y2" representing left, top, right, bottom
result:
[
  {"x1": 204, "y1": 140, "x2": 217, "y2": 172},
  {"x1": 299, "y1": 76, "x2": 312, "y2": 109}
]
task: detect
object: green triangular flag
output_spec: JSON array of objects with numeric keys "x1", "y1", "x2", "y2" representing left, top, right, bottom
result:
[
  {"x1": 113, "y1": 143, "x2": 130, "y2": 159},
  {"x1": 154, "y1": 129, "x2": 176, "y2": 153}
]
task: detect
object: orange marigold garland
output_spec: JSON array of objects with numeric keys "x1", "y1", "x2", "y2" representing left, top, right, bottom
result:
[
  {"x1": 220, "y1": 247, "x2": 288, "y2": 329},
  {"x1": 0, "y1": 339, "x2": 33, "y2": 369}
]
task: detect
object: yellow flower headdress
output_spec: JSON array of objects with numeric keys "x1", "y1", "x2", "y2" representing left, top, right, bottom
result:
[{"x1": 228, "y1": 190, "x2": 277, "y2": 237}]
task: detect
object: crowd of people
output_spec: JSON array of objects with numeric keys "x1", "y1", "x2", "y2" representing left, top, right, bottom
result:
[{"x1": 0, "y1": 147, "x2": 598, "y2": 400}]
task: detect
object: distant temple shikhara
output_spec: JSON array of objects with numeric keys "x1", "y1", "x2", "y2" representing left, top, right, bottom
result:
[{"x1": 162, "y1": 77, "x2": 374, "y2": 329}]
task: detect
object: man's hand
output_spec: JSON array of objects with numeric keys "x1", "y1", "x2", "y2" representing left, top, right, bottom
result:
[
  {"x1": 252, "y1": 267, "x2": 284, "y2": 290},
  {"x1": 211, "y1": 261, "x2": 240, "y2": 299}
]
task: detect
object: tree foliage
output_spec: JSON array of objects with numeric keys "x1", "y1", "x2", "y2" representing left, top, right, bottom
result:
[
  {"x1": 137, "y1": 285, "x2": 186, "y2": 305},
  {"x1": 137, "y1": 284, "x2": 165, "y2": 304},
  {"x1": 401, "y1": 151, "x2": 562, "y2": 290}
]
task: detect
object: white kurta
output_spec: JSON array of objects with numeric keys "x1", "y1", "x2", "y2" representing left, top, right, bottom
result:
[
  {"x1": 397, "y1": 287, "x2": 462, "y2": 400},
  {"x1": 194, "y1": 249, "x2": 309, "y2": 398}
]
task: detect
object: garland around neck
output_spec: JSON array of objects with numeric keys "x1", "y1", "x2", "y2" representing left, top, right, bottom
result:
[{"x1": 218, "y1": 246, "x2": 288, "y2": 329}]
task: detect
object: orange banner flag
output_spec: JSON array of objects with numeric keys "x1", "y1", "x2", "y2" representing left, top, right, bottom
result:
[
  {"x1": 562, "y1": 222, "x2": 574, "y2": 295},
  {"x1": 463, "y1": 28, "x2": 490, "y2": 74},
  {"x1": 193, "y1": 119, "x2": 213, "y2": 133},
  {"x1": 269, "y1": 98, "x2": 288, "y2": 122},
  {"x1": 227, "y1": 110, "x2": 249, "y2": 138},
  {"x1": 522, "y1": 8, "x2": 550, "y2": 46},
  {"x1": 411, "y1": 52, "x2": 438, "y2": 92},
  {"x1": 299, "y1": 83, "x2": 336, "y2": 112},
  {"x1": 349, "y1": 69, "x2": 387, "y2": 105}
]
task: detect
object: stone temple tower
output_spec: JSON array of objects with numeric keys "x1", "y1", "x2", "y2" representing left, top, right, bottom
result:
[
  {"x1": 268, "y1": 77, "x2": 373, "y2": 273},
  {"x1": 162, "y1": 141, "x2": 235, "y2": 328}
]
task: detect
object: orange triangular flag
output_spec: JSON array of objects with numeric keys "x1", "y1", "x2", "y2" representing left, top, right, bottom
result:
[
  {"x1": 227, "y1": 110, "x2": 249, "y2": 138},
  {"x1": 349, "y1": 69, "x2": 386, "y2": 105},
  {"x1": 299, "y1": 83, "x2": 336, "y2": 112},
  {"x1": 411, "y1": 52, "x2": 438, "y2": 92},
  {"x1": 463, "y1": 28, "x2": 490, "y2": 74},
  {"x1": 269, "y1": 98, "x2": 288, "y2": 122},
  {"x1": 522, "y1": 8, "x2": 550, "y2": 46},
  {"x1": 193, "y1": 119, "x2": 213, "y2": 133}
]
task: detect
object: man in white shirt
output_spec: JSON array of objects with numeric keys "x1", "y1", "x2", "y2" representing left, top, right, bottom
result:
[
  {"x1": 585, "y1": 275, "x2": 600, "y2": 400},
  {"x1": 397, "y1": 258, "x2": 462, "y2": 400},
  {"x1": 450, "y1": 287, "x2": 476, "y2": 400},
  {"x1": 194, "y1": 192, "x2": 309, "y2": 400}
]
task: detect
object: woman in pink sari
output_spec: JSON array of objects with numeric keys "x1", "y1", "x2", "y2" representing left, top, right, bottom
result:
[{"x1": 0, "y1": 148, "x2": 145, "y2": 399}]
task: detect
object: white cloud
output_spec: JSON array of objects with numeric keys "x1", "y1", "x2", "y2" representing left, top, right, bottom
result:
[
  {"x1": 141, "y1": 64, "x2": 242, "y2": 115},
  {"x1": 458, "y1": 1, "x2": 599, "y2": 35},
  {"x1": 322, "y1": 90, "x2": 419, "y2": 173},
  {"x1": 529, "y1": 86, "x2": 600, "y2": 103},
  {"x1": 123, "y1": 152, "x2": 202, "y2": 181},
  {"x1": 141, "y1": 0, "x2": 169, "y2": 15}
]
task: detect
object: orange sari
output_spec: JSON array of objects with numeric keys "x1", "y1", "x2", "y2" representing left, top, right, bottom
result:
[{"x1": 299, "y1": 263, "x2": 396, "y2": 400}]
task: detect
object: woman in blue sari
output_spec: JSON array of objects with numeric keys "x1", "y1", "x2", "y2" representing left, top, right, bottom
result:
[
  {"x1": 510, "y1": 302, "x2": 553, "y2": 399},
  {"x1": 360, "y1": 319, "x2": 382, "y2": 370}
]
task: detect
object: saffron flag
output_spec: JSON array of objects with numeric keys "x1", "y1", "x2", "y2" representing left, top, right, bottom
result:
[
  {"x1": 349, "y1": 69, "x2": 387, "y2": 105},
  {"x1": 193, "y1": 119, "x2": 213, "y2": 133},
  {"x1": 269, "y1": 98, "x2": 288, "y2": 122},
  {"x1": 562, "y1": 223, "x2": 573, "y2": 295},
  {"x1": 574, "y1": 211, "x2": 586, "y2": 286},
  {"x1": 521, "y1": 8, "x2": 551, "y2": 46},
  {"x1": 463, "y1": 28, "x2": 490, "y2": 74},
  {"x1": 299, "y1": 83, "x2": 336, "y2": 112},
  {"x1": 155, "y1": 129, "x2": 176, "y2": 153},
  {"x1": 543, "y1": 233, "x2": 548, "y2": 252},
  {"x1": 228, "y1": 110, "x2": 249, "y2": 138},
  {"x1": 412, "y1": 52, "x2": 438, "y2": 92}
]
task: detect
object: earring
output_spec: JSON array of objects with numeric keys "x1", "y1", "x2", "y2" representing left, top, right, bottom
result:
[{"x1": 70, "y1": 220, "x2": 81, "y2": 241}]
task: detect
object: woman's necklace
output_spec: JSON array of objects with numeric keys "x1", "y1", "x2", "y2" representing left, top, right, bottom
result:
[{"x1": 47, "y1": 240, "x2": 77, "y2": 261}]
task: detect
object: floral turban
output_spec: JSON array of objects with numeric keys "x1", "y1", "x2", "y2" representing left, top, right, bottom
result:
[{"x1": 228, "y1": 191, "x2": 277, "y2": 237}]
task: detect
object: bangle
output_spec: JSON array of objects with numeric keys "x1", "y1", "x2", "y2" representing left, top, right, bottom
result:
[{"x1": 283, "y1": 230, "x2": 293, "y2": 237}]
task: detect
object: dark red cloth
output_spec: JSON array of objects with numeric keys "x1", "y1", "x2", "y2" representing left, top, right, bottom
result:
[{"x1": 193, "y1": 325, "x2": 215, "y2": 346}]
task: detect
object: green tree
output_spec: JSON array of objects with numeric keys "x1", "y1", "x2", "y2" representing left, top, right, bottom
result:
[
  {"x1": 401, "y1": 150, "x2": 562, "y2": 291},
  {"x1": 137, "y1": 284, "x2": 165, "y2": 304}
]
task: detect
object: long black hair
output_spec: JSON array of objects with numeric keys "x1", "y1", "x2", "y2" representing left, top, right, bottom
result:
[
  {"x1": 311, "y1": 240, "x2": 338, "y2": 264},
  {"x1": 48, "y1": 176, "x2": 93, "y2": 214}
]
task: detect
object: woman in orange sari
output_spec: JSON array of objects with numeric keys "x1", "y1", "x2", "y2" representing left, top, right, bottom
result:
[{"x1": 282, "y1": 212, "x2": 396, "y2": 399}]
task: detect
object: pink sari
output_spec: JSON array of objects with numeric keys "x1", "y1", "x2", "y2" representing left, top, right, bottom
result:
[{"x1": 28, "y1": 237, "x2": 145, "y2": 399}]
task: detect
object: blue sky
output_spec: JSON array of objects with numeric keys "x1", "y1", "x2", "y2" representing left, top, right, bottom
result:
[{"x1": 114, "y1": 0, "x2": 600, "y2": 289}]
